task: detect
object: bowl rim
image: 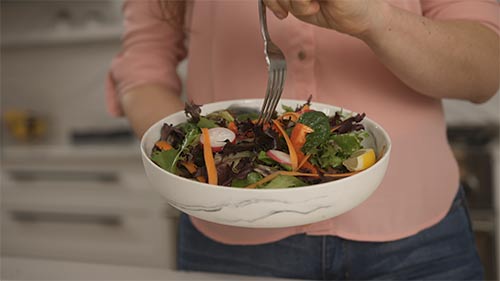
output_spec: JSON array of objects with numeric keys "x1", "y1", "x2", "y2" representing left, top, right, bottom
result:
[{"x1": 140, "y1": 98, "x2": 392, "y2": 193}]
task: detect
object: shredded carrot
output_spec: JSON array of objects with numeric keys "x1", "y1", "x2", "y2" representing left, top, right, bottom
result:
[
  {"x1": 201, "y1": 128, "x2": 218, "y2": 185},
  {"x1": 228, "y1": 121, "x2": 238, "y2": 133},
  {"x1": 245, "y1": 171, "x2": 319, "y2": 189},
  {"x1": 181, "y1": 161, "x2": 197, "y2": 174},
  {"x1": 290, "y1": 123, "x2": 314, "y2": 164},
  {"x1": 330, "y1": 124, "x2": 341, "y2": 133},
  {"x1": 291, "y1": 123, "x2": 314, "y2": 148},
  {"x1": 245, "y1": 172, "x2": 281, "y2": 189},
  {"x1": 279, "y1": 112, "x2": 300, "y2": 122},
  {"x1": 298, "y1": 104, "x2": 310, "y2": 114},
  {"x1": 300, "y1": 160, "x2": 319, "y2": 174},
  {"x1": 323, "y1": 172, "x2": 358, "y2": 178},
  {"x1": 297, "y1": 154, "x2": 311, "y2": 170},
  {"x1": 244, "y1": 170, "x2": 358, "y2": 188},
  {"x1": 272, "y1": 120, "x2": 298, "y2": 171},
  {"x1": 180, "y1": 162, "x2": 206, "y2": 183},
  {"x1": 155, "y1": 140, "x2": 173, "y2": 151}
]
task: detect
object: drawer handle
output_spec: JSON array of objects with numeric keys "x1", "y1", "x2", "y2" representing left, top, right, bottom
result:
[
  {"x1": 8, "y1": 170, "x2": 118, "y2": 183},
  {"x1": 10, "y1": 211, "x2": 122, "y2": 227}
]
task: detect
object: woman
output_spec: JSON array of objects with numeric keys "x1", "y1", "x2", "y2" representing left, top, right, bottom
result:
[{"x1": 107, "y1": 0, "x2": 499, "y2": 279}]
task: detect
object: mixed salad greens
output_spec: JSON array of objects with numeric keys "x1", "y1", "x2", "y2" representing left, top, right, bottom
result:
[{"x1": 150, "y1": 98, "x2": 376, "y2": 189}]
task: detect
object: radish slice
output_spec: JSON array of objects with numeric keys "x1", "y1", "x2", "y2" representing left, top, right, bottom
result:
[
  {"x1": 266, "y1": 150, "x2": 292, "y2": 165},
  {"x1": 200, "y1": 127, "x2": 236, "y2": 152}
]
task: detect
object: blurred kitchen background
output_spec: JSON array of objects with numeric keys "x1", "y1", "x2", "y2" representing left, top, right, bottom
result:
[{"x1": 0, "y1": 1, "x2": 499, "y2": 280}]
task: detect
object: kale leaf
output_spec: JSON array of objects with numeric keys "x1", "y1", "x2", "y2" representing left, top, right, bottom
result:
[{"x1": 298, "y1": 111, "x2": 331, "y2": 154}]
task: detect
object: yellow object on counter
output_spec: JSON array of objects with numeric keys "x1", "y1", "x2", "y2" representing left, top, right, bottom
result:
[{"x1": 3, "y1": 109, "x2": 47, "y2": 142}]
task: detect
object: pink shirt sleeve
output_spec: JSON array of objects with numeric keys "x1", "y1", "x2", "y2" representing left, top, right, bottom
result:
[
  {"x1": 106, "y1": 0, "x2": 187, "y2": 116},
  {"x1": 421, "y1": 0, "x2": 500, "y2": 34}
]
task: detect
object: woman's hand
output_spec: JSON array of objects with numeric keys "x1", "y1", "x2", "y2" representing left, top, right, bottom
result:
[
  {"x1": 120, "y1": 84, "x2": 185, "y2": 138},
  {"x1": 263, "y1": 0, "x2": 385, "y2": 37},
  {"x1": 263, "y1": 0, "x2": 499, "y2": 103}
]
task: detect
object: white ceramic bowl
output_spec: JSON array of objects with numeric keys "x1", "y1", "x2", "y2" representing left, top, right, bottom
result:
[{"x1": 141, "y1": 99, "x2": 391, "y2": 228}]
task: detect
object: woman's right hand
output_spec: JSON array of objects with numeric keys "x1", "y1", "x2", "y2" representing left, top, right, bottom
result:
[{"x1": 263, "y1": 0, "x2": 386, "y2": 38}]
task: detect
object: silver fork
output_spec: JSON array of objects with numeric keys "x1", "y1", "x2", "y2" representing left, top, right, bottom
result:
[{"x1": 257, "y1": 0, "x2": 287, "y2": 125}]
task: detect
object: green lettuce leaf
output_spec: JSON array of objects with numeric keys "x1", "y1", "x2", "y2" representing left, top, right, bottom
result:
[
  {"x1": 310, "y1": 132, "x2": 364, "y2": 169},
  {"x1": 330, "y1": 133, "x2": 363, "y2": 158},
  {"x1": 206, "y1": 110, "x2": 234, "y2": 123},
  {"x1": 197, "y1": 117, "x2": 218, "y2": 128},
  {"x1": 313, "y1": 144, "x2": 343, "y2": 168},
  {"x1": 281, "y1": 104, "x2": 295, "y2": 113},
  {"x1": 231, "y1": 172, "x2": 263, "y2": 188},
  {"x1": 151, "y1": 149, "x2": 179, "y2": 172},
  {"x1": 257, "y1": 151, "x2": 275, "y2": 165},
  {"x1": 176, "y1": 122, "x2": 199, "y2": 134},
  {"x1": 236, "y1": 112, "x2": 260, "y2": 122},
  {"x1": 153, "y1": 129, "x2": 200, "y2": 174},
  {"x1": 262, "y1": 175, "x2": 306, "y2": 189}
]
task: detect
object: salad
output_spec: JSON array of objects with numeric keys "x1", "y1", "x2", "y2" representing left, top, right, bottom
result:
[{"x1": 150, "y1": 98, "x2": 376, "y2": 189}]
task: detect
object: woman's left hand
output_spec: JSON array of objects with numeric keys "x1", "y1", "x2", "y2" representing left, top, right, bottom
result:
[{"x1": 262, "y1": 0, "x2": 385, "y2": 37}]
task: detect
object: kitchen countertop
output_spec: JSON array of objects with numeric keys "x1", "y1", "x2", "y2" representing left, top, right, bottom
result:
[{"x1": 1, "y1": 257, "x2": 294, "y2": 280}]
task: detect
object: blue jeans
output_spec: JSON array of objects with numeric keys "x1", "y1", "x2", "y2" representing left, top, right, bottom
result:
[{"x1": 177, "y1": 187, "x2": 484, "y2": 280}]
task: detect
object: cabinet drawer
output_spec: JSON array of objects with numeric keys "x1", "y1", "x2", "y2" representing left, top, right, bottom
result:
[
  {"x1": 1, "y1": 209, "x2": 178, "y2": 268},
  {"x1": 1, "y1": 146, "x2": 179, "y2": 267},
  {"x1": 1, "y1": 167, "x2": 179, "y2": 218}
]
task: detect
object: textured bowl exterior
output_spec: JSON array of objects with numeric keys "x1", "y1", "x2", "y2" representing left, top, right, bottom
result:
[{"x1": 141, "y1": 99, "x2": 391, "y2": 228}]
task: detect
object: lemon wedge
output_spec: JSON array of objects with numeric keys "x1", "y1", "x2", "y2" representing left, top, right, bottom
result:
[{"x1": 343, "y1": 148, "x2": 376, "y2": 172}]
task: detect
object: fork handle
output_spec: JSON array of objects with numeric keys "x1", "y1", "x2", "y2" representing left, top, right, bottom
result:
[{"x1": 258, "y1": 0, "x2": 271, "y2": 49}]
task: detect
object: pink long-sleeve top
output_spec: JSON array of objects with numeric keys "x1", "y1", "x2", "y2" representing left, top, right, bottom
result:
[{"x1": 107, "y1": 0, "x2": 500, "y2": 244}]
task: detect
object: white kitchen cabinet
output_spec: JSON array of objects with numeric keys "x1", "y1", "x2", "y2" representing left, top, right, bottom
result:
[
  {"x1": 1, "y1": 145, "x2": 179, "y2": 268},
  {"x1": 1, "y1": 0, "x2": 123, "y2": 47},
  {"x1": 0, "y1": 0, "x2": 180, "y2": 269}
]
